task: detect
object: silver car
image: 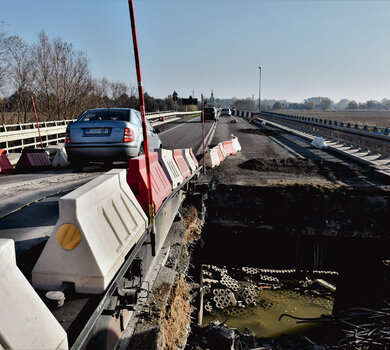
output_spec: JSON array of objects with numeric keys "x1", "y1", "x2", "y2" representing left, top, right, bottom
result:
[
  {"x1": 221, "y1": 108, "x2": 231, "y2": 116},
  {"x1": 65, "y1": 108, "x2": 162, "y2": 167}
]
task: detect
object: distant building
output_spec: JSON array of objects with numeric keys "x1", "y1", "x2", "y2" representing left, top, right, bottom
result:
[{"x1": 210, "y1": 89, "x2": 215, "y2": 103}]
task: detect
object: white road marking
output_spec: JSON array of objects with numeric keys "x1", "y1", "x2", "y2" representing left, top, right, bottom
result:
[
  {"x1": 196, "y1": 121, "x2": 217, "y2": 155},
  {"x1": 159, "y1": 116, "x2": 200, "y2": 135}
]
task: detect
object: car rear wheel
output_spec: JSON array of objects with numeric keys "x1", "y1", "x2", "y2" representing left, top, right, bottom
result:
[
  {"x1": 69, "y1": 158, "x2": 84, "y2": 171},
  {"x1": 103, "y1": 160, "x2": 113, "y2": 169},
  {"x1": 138, "y1": 143, "x2": 145, "y2": 156}
]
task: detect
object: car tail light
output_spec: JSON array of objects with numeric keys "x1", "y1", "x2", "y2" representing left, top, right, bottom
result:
[
  {"x1": 123, "y1": 128, "x2": 134, "y2": 142},
  {"x1": 65, "y1": 129, "x2": 70, "y2": 143}
]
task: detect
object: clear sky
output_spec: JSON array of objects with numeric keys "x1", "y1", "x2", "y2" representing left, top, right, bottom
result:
[{"x1": 1, "y1": 0, "x2": 390, "y2": 103}]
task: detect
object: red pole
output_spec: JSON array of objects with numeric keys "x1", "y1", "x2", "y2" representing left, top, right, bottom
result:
[
  {"x1": 201, "y1": 94, "x2": 205, "y2": 173},
  {"x1": 31, "y1": 96, "x2": 44, "y2": 149},
  {"x1": 128, "y1": 0, "x2": 156, "y2": 245}
]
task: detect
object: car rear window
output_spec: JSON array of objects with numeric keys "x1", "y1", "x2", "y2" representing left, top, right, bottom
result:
[{"x1": 77, "y1": 109, "x2": 130, "y2": 122}]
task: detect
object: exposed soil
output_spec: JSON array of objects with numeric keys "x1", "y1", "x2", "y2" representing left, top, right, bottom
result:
[
  {"x1": 184, "y1": 206, "x2": 203, "y2": 243},
  {"x1": 273, "y1": 110, "x2": 390, "y2": 128},
  {"x1": 163, "y1": 276, "x2": 194, "y2": 350},
  {"x1": 238, "y1": 157, "x2": 365, "y2": 181},
  {"x1": 238, "y1": 128, "x2": 291, "y2": 136},
  {"x1": 127, "y1": 205, "x2": 203, "y2": 350}
]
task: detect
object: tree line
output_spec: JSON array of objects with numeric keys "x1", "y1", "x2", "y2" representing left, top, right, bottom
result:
[
  {"x1": 271, "y1": 97, "x2": 390, "y2": 111},
  {"x1": 226, "y1": 96, "x2": 390, "y2": 112},
  {"x1": 0, "y1": 25, "x2": 184, "y2": 124}
]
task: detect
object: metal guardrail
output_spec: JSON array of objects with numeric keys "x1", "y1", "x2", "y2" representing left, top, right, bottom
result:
[
  {"x1": 266, "y1": 111, "x2": 390, "y2": 135},
  {"x1": 0, "y1": 120, "x2": 75, "y2": 152},
  {"x1": 260, "y1": 111, "x2": 390, "y2": 159},
  {"x1": 0, "y1": 111, "x2": 200, "y2": 152}
]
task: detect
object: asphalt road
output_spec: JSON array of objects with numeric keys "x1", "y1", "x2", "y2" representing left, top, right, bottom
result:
[{"x1": 158, "y1": 114, "x2": 214, "y2": 154}]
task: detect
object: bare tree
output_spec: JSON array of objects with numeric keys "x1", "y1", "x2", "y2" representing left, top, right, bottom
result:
[
  {"x1": 0, "y1": 22, "x2": 9, "y2": 95},
  {"x1": 5, "y1": 35, "x2": 35, "y2": 123},
  {"x1": 32, "y1": 31, "x2": 54, "y2": 118},
  {"x1": 64, "y1": 47, "x2": 92, "y2": 118},
  {"x1": 1, "y1": 29, "x2": 152, "y2": 122},
  {"x1": 35, "y1": 35, "x2": 92, "y2": 119},
  {"x1": 0, "y1": 22, "x2": 9, "y2": 123},
  {"x1": 110, "y1": 81, "x2": 128, "y2": 101},
  {"x1": 95, "y1": 77, "x2": 110, "y2": 104}
]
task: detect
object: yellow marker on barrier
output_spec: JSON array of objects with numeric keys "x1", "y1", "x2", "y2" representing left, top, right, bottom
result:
[{"x1": 56, "y1": 223, "x2": 81, "y2": 250}]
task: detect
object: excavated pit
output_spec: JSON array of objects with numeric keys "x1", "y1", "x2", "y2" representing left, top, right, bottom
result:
[
  {"x1": 239, "y1": 157, "x2": 365, "y2": 180},
  {"x1": 185, "y1": 182, "x2": 390, "y2": 349}
]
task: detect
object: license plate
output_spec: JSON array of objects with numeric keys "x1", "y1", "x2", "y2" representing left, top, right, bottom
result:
[{"x1": 83, "y1": 128, "x2": 109, "y2": 135}]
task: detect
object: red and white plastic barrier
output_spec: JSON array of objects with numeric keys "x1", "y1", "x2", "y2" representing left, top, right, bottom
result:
[
  {"x1": 173, "y1": 149, "x2": 191, "y2": 179},
  {"x1": 235, "y1": 110, "x2": 254, "y2": 119},
  {"x1": 231, "y1": 135, "x2": 242, "y2": 152},
  {"x1": 214, "y1": 145, "x2": 225, "y2": 163},
  {"x1": 16, "y1": 149, "x2": 51, "y2": 171},
  {"x1": 183, "y1": 149, "x2": 197, "y2": 174},
  {"x1": 189, "y1": 148, "x2": 199, "y2": 168},
  {"x1": 222, "y1": 140, "x2": 237, "y2": 156},
  {"x1": 127, "y1": 152, "x2": 172, "y2": 213},
  {"x1": 204, "y1": 148, "x2": 220, "y2": 168},
  {"x1": 218, "y1": 143, "x2": 227, "y2": 159},
  {"x1": 0, "y1": 149, "x2": 13, "y2": 174},
  {"x1": 155, "y1": 148, "x2": 183, "y2": 189},
  {"x1": 202, "y1": 136, "x2": 242, "y2": 169}
]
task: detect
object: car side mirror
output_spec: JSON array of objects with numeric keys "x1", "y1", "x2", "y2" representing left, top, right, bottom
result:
[{"x1": 154, "y1": 128, "x2": 161, "y2": 134}]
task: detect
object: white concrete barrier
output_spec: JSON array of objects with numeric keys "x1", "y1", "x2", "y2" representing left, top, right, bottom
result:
[
  {"x1": 183, "y1": 149, "x2": 197, "y2": 174},
  {"x1": 0, "y1": 239, "x2": 68, "y2": 349},
  {"x1": 204, "y1": 148, "x2": 220, "y2": 168},
  {"x1": 155, "y1": 148, "x2": 183, "y2": 189},
  {"x1": 311, "y1": 136, "x2": 328, "y2": 149},
  {"x1": 231, "y1": 135, "x2": 242, "y2": 152},
  {"x1": 52, "y1": 148, "x2": 68, "y2": 168},
  {"x1": 32, "y1": 169, "x2": 148, "y2": 294}
]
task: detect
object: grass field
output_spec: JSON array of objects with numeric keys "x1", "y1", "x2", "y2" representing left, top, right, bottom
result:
[{"x1": 274, "y1": 110, "x2": 390, "y2": 128}]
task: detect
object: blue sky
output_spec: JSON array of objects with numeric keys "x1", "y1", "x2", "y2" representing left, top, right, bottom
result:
[{"x1": 1, "y1": 0, "x2": 390, "y2": 102}]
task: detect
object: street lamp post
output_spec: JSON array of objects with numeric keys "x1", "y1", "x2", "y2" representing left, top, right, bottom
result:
[{"x1": 258, "y1": 66, "x2": 261, "y2": 114}]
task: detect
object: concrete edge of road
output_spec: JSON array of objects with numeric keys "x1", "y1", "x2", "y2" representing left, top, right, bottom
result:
[{"x1": 0, "y1": 175, "x2": 98, "y2": 219}]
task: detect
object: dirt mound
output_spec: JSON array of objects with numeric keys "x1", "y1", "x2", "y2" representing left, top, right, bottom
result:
[
  {"x1": 238, "y1": 158, "x2": 363, "y2": 180},
  {"x1": 239, "y1": 128, "x2": 290, "y2": 136}
]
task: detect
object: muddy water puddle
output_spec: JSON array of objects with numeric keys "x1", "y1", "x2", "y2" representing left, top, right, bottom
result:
[
  {"x1": 201, "y1": 264, "x2": 335, "y2": 338},
  {"x1": 186, "y1": 182, "x2": 390, "y2": 348}
]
